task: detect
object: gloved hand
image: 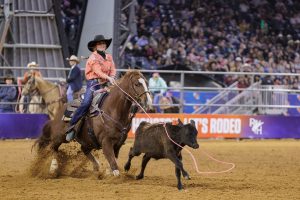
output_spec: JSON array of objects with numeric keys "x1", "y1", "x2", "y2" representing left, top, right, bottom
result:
[
  {"x1": 58, "y1": 78, "x2": 66, "y2": 83},
  {"x1": 107, "y1": 76, "x2": 115, "y2": 85}
]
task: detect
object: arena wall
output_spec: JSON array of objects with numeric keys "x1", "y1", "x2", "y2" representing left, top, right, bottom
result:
[
  {"x1": 0, "y1": 114, "x2": 49, "y2": 139},
  {"x1": 0, "y1": 113, "x2": 299, "y2": 139}
]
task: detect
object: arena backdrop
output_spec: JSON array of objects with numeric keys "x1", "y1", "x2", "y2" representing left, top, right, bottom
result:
[
  {"x1": 0, "y1": 113, "x2": 299, "y2": 139},
  {"x1": 130, "y1": 114, "x2": 300, "y2": 139}
]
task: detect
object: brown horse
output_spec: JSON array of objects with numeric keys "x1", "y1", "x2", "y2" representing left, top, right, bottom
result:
[
  {"x1": 34, "y1": 70, "x2": 152, "y2": 176},
  {"x1": 21, "y1": 76, "x2": 66, "y2": 120}
]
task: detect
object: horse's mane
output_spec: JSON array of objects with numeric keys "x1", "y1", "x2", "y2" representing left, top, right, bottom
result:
[
  {"x1": 108, "y1": 70, "x2": 143, "y2": 90},
  {"x1": 34, "y1": 76, "x2": 56, "y2": 86},
  {"x1": 119, "y1": 70, "x2": 142, "y2": 82}
]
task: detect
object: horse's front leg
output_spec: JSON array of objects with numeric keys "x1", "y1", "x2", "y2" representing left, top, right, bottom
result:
[{"x1": 102, "y1": 137, "x2": 119, "y2": 176}]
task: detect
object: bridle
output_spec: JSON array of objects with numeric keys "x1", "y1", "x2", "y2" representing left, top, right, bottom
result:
[
  {"x1": 23, "y1": 76, "x2": 64, "y2": 105},
  {"x1": 24, "y1": 76, "x2": 55, "y2": 95},
  {"x1": 22, "y1": 77, "x2": 35, "y2": 95},
  {"x1": 129, "y1": 75, "x2": 150, "y2": 103},
  {"x1": 96, "y1": 73, "x2": 150, "y2": 133}
]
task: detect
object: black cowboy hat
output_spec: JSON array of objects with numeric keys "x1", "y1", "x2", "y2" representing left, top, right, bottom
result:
[{"x1": 87, "y1": 35, "x2": 112, "y2": 52}]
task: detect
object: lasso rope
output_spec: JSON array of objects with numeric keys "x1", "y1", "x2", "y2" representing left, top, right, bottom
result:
[
  {"x1": 96, "y1": 79, "x2": 235, "y2": 175},
  {"x1": 162, "y1": 124, "x2": 235, "y2": 174}
]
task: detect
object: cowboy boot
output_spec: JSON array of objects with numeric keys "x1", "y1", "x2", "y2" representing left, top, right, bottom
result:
[{"x1": 65, "y1": 125, "x2": 76, "y2": 141}]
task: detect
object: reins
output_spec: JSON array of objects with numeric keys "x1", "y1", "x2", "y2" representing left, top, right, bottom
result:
[
  {"x1": 90, "y1": 81, "x2": 140, "y2": 133},
  {"x1": 39, "y1": 85, "x2": 57, "y2": 96}
]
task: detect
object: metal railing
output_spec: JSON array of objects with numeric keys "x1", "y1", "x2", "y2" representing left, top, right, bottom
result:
[{"x1": 0, "y1": 67, "x2": 300, "y2": 114}]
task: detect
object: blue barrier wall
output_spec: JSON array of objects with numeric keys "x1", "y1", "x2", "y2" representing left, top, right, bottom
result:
[{"x1": 0, "y1": 114, "x2": 49, "y2": 139}]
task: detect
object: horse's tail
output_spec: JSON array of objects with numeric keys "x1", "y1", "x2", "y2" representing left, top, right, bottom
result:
[{"x1": 31, "y1": 121, "x2": 52, "y2": 152}]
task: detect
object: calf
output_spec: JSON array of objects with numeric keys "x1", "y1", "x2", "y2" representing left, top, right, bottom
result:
[{"x1": 124, "y1": 119, "x2": 199, "y2": 190}]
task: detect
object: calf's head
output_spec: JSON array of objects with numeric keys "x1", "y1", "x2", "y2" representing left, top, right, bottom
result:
[{"x1": 178, "y1": 119, "x2": 199, "y2": 149}]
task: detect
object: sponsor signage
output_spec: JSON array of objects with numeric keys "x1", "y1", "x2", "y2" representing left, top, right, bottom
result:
[
  {"x1": 0, "y1": 113, "x2": 299, "y2": 139},
  {"x1": 128, "y1": 114, "x2": 300, "y2": 139}
]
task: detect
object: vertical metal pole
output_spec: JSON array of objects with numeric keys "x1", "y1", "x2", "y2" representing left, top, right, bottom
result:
[
  {"x1": 180, "y1": 71, "x2": 184, "y2": 113},
  {"x1": 113, "y1": 0, "x2": 120, "y2": 68}
]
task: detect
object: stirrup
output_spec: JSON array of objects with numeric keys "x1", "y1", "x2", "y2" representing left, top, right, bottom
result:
[
  {"x1": 65, "y1": 124, "x2": 75, "y2": 134},
  {"x1": 66, "y1": 131, "x2": 75, "y2": 142},
  {"x1": 65, "y1": 125, "x2": 76, "y2": 142}
]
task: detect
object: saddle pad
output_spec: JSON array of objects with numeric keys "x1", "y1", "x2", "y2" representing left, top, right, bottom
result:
[{"x1": 62, "y1": 88, "x2": 109, "y2": 121}]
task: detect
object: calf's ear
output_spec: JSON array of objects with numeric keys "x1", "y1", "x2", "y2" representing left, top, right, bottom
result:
[
  {"x1": 177, "y1": 118, "x2": 183, "y2": 126},
  {"x1": 190, "y1": 120, "x2": 195, "y2": 127}
]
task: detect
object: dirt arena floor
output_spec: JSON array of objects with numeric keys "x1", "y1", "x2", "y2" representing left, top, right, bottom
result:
[{"x1": 0, "y1": 139, "x2": 299, "y2": 200}]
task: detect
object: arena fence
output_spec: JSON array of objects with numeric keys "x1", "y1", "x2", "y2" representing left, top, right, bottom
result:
[{"x1": 0, "y1": 67, "x2": 300, "y2": 115}]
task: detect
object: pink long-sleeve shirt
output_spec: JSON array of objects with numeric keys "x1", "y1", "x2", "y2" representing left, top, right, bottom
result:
[{"x1": 85, "y1": 51, "x2": 116, "y2": 83}]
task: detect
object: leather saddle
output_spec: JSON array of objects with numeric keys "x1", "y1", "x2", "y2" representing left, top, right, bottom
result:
[{"x1": 62, "y1": 88, "x2": 109, "y2": 122}]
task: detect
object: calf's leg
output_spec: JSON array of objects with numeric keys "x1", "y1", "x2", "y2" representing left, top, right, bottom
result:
[
  {"x1": 175, "y1": 167, "x2": 183, "y2": 190},
  {"x1": 136, "y1": 154, "x2": 151, "y2": 180},
  {"x1": 167, "y1": 152, "x2": 185, "y2": 173},
  {"x1": 124, "y1": 147, "x2": 141, "y2": 171},
  {"x1": 178, "y1": 153, "x2": 190, "y2": 180},
  {"x1": 167, "y1": 152, "x2": 189, "y2": 189}
]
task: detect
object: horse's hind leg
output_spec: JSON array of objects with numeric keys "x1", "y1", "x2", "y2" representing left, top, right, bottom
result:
[
  {"x1": 81, "y1": 146, "x2": 100, "y2": 172},
  {"x1": 48, "y1": 131, "x2": 68, "y2": 176},
  {"x1": 49, "y1": 142, "x2": 62, "y2": 175}
]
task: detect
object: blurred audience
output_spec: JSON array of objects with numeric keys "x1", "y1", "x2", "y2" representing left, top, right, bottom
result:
[
  {"x1": 148, "y1": 72, "x2": 168, "y2": 95},
  {"x1": 123, "y1": 0, "x2": 300, "y2": 88},
  {"x1": 148, "y1": 72, "x2": 168, "y2": 112},
  {"x1": 0, "y1": 74, "x2": 17, "y2": 113},
  {"x1": 61, "y1": 0, "x2": 84, "y2": 54}
]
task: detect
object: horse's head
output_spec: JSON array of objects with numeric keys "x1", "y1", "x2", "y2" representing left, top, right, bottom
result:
[
  {"x1": 119, "y1": 70, "x2": 152, "y2": 108},
  {"x1": 22, "y1": 75, "x2": 37, "y2": 96}
]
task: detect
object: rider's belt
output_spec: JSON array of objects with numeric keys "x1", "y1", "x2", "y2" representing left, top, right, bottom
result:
[{"x1": 88, "y1": 78, "x2": 100, "y2": 81}]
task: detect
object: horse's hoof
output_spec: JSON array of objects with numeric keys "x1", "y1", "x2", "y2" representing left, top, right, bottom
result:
[
  {"x1": 49, "y1": 159, "x2": 58, "y2": 175},
  {"x1": 136, "y1": 174, "x2": 143, "y2": 180},
  {"x1": 112, "y1": 170, "x2": 120, "y2": 176},
  {"x1": 184, "y1": 175, "x2": 191, "y2": 180},
  {"x1": 124, "y1": 163, "x2": 130, "y2": 171},
  {"x1": 177, "y1": 185, "x2": 184, "y2": 190}
]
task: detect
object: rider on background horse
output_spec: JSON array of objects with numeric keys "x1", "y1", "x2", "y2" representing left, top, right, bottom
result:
[
  {"x1": 21, "y1": 61, "x2": 43, "y2": 85},
  {"x1": 65, "y1": 34, "x2": 116, "y2": 141},
  {"x1": 19, "y1": 61, "x2": 44, "y2": 113},
  {"x1": 66, "y1": 55, "x2": 83, "y2": 102}
]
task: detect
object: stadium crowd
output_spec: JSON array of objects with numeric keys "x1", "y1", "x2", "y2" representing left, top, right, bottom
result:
[
  {"x1": 124, "y1": 0, "x2": 300, "y2": 88},
  {"x1": 60, "y1": 0, "x2": 84, "y2": 54}
]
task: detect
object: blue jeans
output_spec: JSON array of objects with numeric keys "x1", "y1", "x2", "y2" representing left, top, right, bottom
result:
[
  {"x1": 66, "y1": 86, "x2": 74, "y2": 102},
  {"x1": 70, "y1": 79, "x2": 100, "y2": 126}
]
